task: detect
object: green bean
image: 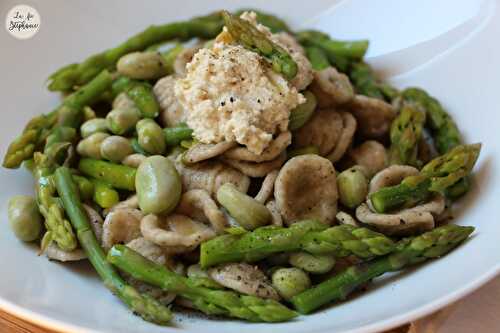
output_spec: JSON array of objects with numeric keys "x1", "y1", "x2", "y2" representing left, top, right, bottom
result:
[
  {"x1": 100, "y1": 136, "x2": 134, "y2": 162},
  {"x1": 8, "y1": 195, "x2": 43, "y2": 242},
  {"x1": 164, "y1": 124, "x2": 193, "y2": 146},
  {"x1": 72, "y1": 175, "x2": 95, "y2": 201},
  {"x1": 289, "y1": 252, "x2": 336, "y2": 274},
  {"x1": 135, "y1": 156, "x2": 181, "y2": 214},
  {"x1": 271, "y1": 268, "x2": 311, "y2": 300},
  {"x1": 289, "y1": 91, "x2": 317, "y2": 131},
  {"x1": 106, "y1": 108, "x2": 141, "y2": 135},
  {"x1": 136, "y1": 119, "x2": 166, "y2": 155},
  {"x1": 91, "y1": 179, "x2": 120, "y2": 208},
  {"x1": 216, "y1": 183, "x2": 271, "y2": 230},
  {"x1": 78, "y1": 158, "x2": 136, "y2": 191},
  {"x1": 81, "y1": 118, "x2": 108, "y2": 138},
  {"x1": 337, "y1": 166, "x2": 369, "y2": 209},
  {"x1": 76, "y1": 132, "x2": 110, "y2": 159},
  {"x1": 127, "y1": 83, "x2": 160, "y2": 119},
  {"x1": 117, "y1": 51, "x2": 167, "y2": 79}
]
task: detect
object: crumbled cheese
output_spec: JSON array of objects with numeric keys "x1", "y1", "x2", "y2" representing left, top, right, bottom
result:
[{"x1": 175, "y1": 41, "x2": 305, "y2": 155}]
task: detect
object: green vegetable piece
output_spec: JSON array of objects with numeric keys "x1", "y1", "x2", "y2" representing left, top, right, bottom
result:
[
  {"x1": 127, "y1": 83, "x2": 160, "y2": 119},
  {"x1": 161, "y1": 43, "x2": 184, "y2": 73},
  {"x1": 399, "y1": 87, "x2": 462, "y2": 154},
  {"x1": 8, "y1": 195, "x2": 43, "y2": 242},
  {"x1": 337, "y1": 166, "x2": 369, "y2": 209},
  {"x1": 100, "y1": 136, "x2": 134, "y2": 162},
  {"x1": 297, "y1": 30, "x2": 369, "y2": 60},
  {"x1": 289, "y1": 91, "x2": 317, "y2": 131},
  {"x1": 304, "y1": 46, "x2": 330, "y2": 71},
  {"x1": 200, "y1": 220, "x2": 397, "y2": 268},
  {"x1": 106, "y1": 108, "x2": 140, "y2": 135},
  {"x1": 289, "y1": 252, "x2": 336, "y2": 274},
  {"x1": 291, "y1": 224, "x2": 474, "y2": 314},
  {"x1": 53, "y1": 167, "x2": 172, "y2": 324},
  {"x1": 131, "y1": 137, "x2": 149, "y2": 156},
  {"x1": 234, "y1": 9, "x2": 291, "y2": 33},
  {"x1": 92, "y1": 179, "x2": 120, "y2": 209},
  {"x1": 107, "y1": 244, "x2": 298, "y2": 322},
  {"x1": 81, "y1": 118, "x2": 108, "y2": 138},
  {"x1": 389, "y1": 105, "x2": 426, "y2": 166},
  {"x1": 272, "y1": 268, "x2": 311, "y2": 300},
  {"x1": 76, "y1": 132, "x2": 110, "y2": 159},
  {"x1": 78, "y1": 158, "x2": 136, "y2": 191},
  {"x1": 135, "y1": 156, "x2": 181, "y2": 214},
  {"x1": 369, "y1": 143, "x2": 481, "y2": 213},
  {"x1": 222, "y1": 11, "x2": 297, "y2": 80},
  {"x1": 349, "y1": 62, "x2": 385, "y2": 100},
  {"x1": 33, "y1": 152, "x2": 78, "y2": 252},
  {"x1": 216, "y1": 183, "x2": 271, "y2": 230},
  {"x1": 136, "y1": 119, "x2": 166, "y2": 155},
  {"x1": 117, "y1": 51, "x2": 167, "y2": 79},
  {"x1": 72, "y1": 175, "x2": 95, "y2": 201},
  {"x1": 164, "y1": 124, "x2": 193, "y2": 146}
]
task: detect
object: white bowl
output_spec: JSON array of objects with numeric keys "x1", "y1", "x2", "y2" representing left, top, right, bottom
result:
[{"x1": 0, "y1": 0, "x2": 499, "y2": 332}]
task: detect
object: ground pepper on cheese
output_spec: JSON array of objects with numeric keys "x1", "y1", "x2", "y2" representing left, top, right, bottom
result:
[{"x1": 174, "y1": 24, "x2": 306, "y2": 155}]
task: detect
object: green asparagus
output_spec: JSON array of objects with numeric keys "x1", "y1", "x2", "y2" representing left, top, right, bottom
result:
[
  {"x1": 398, "y1": 87, "x2": 461, "y2": 154},
  {"x1": 78, "y1": 158, "x2": 136, "y2": 191},
  {"x1": 53, "y1": 167, "x2": 172, "y2": 324},
  {"x1": 3, "y1": 70, "x2": 113, "y2": 168},
  {"x1": 349, "y1": 62, "x2": 386, "y2": 100},
  {"x1": 222, "y1": 11, "x2": 298, "y2": 80},
  {"x1": 389, "y1": 105, "x2": 426, "y2": 166},
  {"x1": 33, "y1": 152, "x2": 77, "y2": 252},
  {"x1": 200, "y1": 220, "x2": 396, "y2": 268},
  {"x1": 47, "y1": 14, "x2": 224, "y2": 91},
  {"x1": 370, "y1": 143, "x2": 481, "y2": 213},
  {"x1": 304, "y1": 46, "x2": 330, "y2": 71},
  {"x1": 234, "y1": 9, "x2": 291, "y2": 33},
  {"x1": 107, "y1": 244, "x2": 298, "y2": 322},
  {"x1": 297, "y1": 30, "x2": 368, "y2": 72},
  {"x1": 291, "y1": 224, "x2": 474, "y2": 313},
  {"x1": 164, "y1": 124, "x2": 193, "y2": 146}
]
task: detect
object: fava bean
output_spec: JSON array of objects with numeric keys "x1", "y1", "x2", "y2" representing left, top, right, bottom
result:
[
  {"x1": 100, "y1": 136, "x2": 133, "y2": 162},
  {"x1": 137, "y1": 119, "x2": 166, "y2": 155},
  {"x1": 135, "y1": 156, "x2": 181, "y2": 214},
  {"x1": 117, "y1": 51, "x2": 167, "y2": 79},
  {"x1": 272, "y1": 268, "x2": 311, "y2": 300},
  {"x1": 8, "y1": 195, "x2": 43, "y2": 242},
  {"x1": 76, "y1": 132, "x2": 110, "y2": 159},
  {"x1": 81, "y1": 118, "x2": 108, "y2": 138}
]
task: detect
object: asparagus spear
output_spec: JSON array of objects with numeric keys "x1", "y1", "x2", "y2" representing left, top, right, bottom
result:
[
  {"x1": 398, "y1": 87, "x2": 461, "y2": 154},
  {"x1": 348, "y1": 62, "x2": 399, "y2": 101},
  {"x1": 200, "y1": 220, "x2": 396, "y2": 268},
  {"x1": 78, "y1": 158, "x2": 136, "y2": 191},
  {"x1": 221, "y1": 11, "x2": 298, "y2": 80},
  {"x1": 297, "y1": 30, "x2": 368, "y2": 72},
  {"x1": 291, "y1": 224, "x2": 474, "y2": 314},
  {"x1": 47, "y1": 14, "x2": 224, "y2": 91},
  {"x1": 234, "y1": 9, "x2": 291, "y2": 33},
  {"x1": 53, "y1": 167, "x2": 172, "y2": 324},
  {"x1": 107, "y1": 244, "x2": 298, "y2": 322},
  {"x1": 33, "y1": 152, "x2": 77, "y2": 252},
  {"x1": 3, "y1": 70, "x2": 113, "y2": 169},
  {"x1": 370, "y1": 143, "x2": 481, "y2": 213},
  {"x1": 304, "y1": 46, "x2": 330, "y2": 71},
  {"x1": 389, "y1": 105, "x2": 426, "y2": 167}
]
